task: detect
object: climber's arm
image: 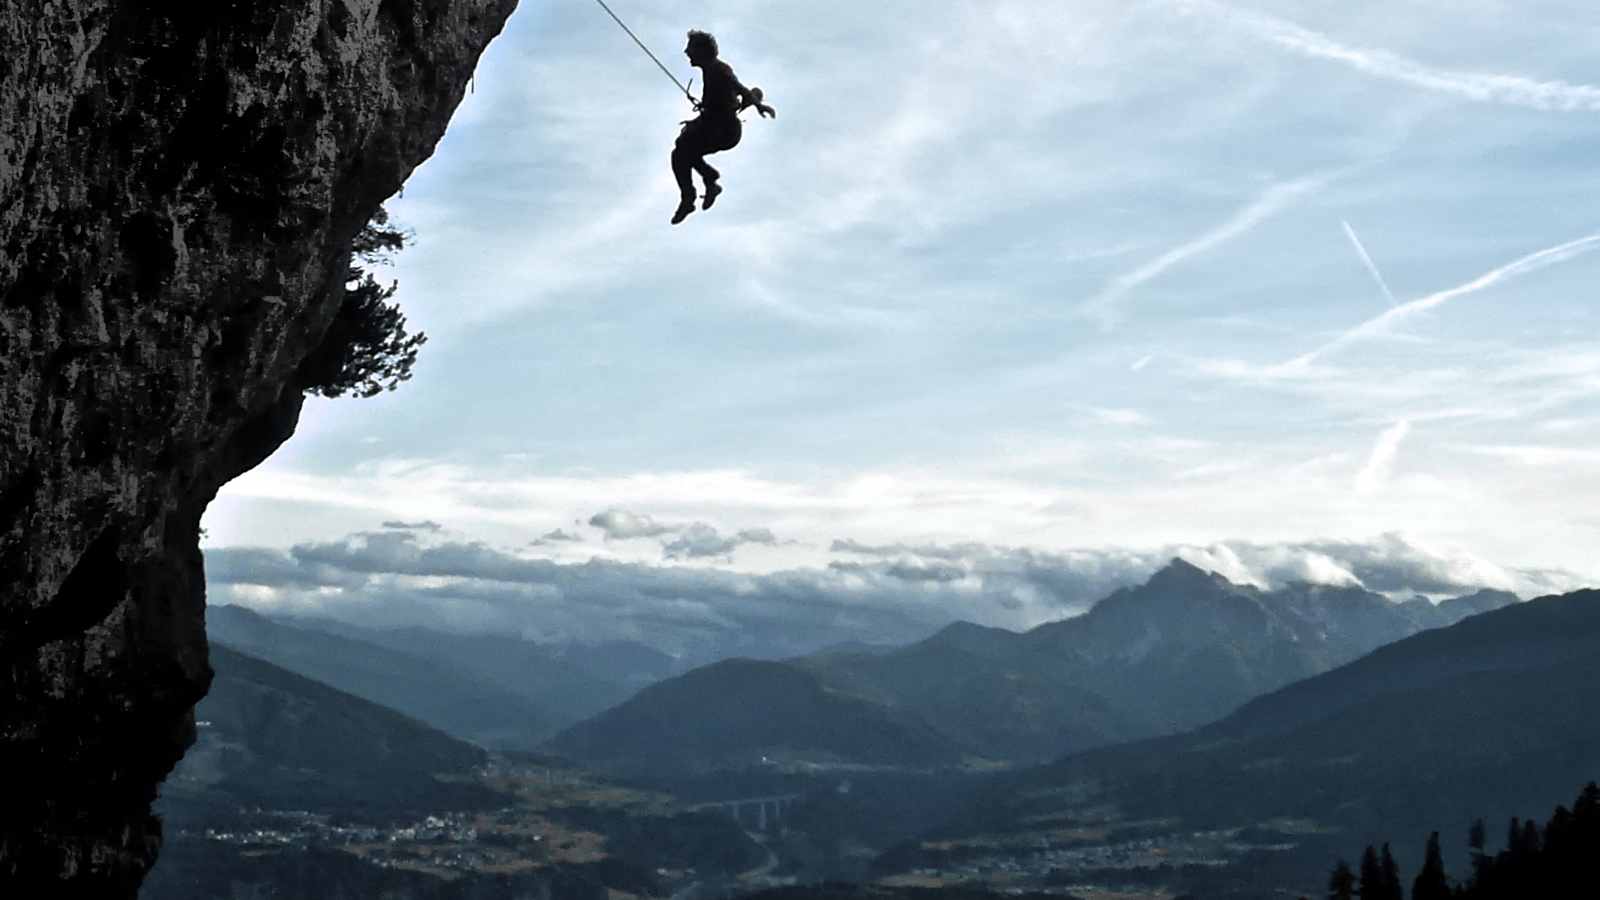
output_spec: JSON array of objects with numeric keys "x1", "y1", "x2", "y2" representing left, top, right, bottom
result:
[{"x1": 736, "y1": 81, "x2": 776, "y2": 119}]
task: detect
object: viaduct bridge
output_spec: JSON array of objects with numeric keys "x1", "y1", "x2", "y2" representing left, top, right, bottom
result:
[{"x1": 691, "y1": 793, "x2": 802, "y2": 832}]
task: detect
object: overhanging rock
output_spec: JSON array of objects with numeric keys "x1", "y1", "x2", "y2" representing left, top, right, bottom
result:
[{"x1": 0, "y1": 1, "x2": 518, "y2": 892}]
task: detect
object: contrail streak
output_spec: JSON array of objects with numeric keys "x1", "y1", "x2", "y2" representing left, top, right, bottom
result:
[
  {"x1": 1288, "y1": 233, "x2": 1600, "y2": 368},
  {"x1": 1177, "y1": 0, "x2": 1600, "y2": 112},
  {"x1": 1083, "y1": 169, "x2": 1339, "y2": 328},
  {"x1": 1341, "y1": 220, "x2": 1397, "y2": 307}
]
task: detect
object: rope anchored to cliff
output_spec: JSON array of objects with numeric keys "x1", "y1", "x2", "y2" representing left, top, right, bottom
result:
[{"x1": 590, "y1": 0, "x2": 697, "y2": 103}]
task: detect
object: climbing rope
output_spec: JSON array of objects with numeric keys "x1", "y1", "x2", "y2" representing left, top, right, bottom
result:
[{"x1": 590, "y1": 0, "x2": 696, "y2": 103}]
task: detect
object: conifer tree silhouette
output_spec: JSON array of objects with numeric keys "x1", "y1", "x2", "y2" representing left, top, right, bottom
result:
[
  {"x1": 1344, "y1": 781, "x2": 1600, "y2": 899},
  {"x1": 1327, "y1": 859, "x2": 1357, "y2": 900},
  {"x1": 1412, "y1": 831, "x2": 1449, "y2": 900},
  {"x1": 1379, "y1": 843, "x2": 1403, "y2": 900},
  {"x1": 1358, "y1": 845, "x2": 1384, "y2": 899}
]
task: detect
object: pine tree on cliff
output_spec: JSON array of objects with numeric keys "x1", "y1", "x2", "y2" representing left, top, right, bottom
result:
[
  {"x1": 1411, "y1": 831, "x2": 1449, "y2": 900},
  {"x1": 1327, "y1": 858, "x2": 1357, "y2": 900},
  {"x1": 297, "y1": 207, "x2": 428, "y2": 398}
]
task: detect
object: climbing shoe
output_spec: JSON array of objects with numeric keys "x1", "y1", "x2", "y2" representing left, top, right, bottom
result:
[
  {"x1": 702, "y1": 180, "x2": 723, "y2": 211},
  {"x1": 671, "y1": 195, "x2": 697, "y2": 225}
]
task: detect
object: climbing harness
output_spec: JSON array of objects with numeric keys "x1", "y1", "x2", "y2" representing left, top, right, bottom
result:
[{"x1": 590, "y1": 0, "x2": 697, "y2": 104}]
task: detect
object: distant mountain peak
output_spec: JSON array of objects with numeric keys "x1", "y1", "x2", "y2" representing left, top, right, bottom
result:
[
  {"x1": 1162, "y1": 556, "x2": 1206, "y2": 574},
  {"x1": 1438, "y1": 587, "x2": 1520, "y2": 618},
  {"x1": 1144, "y1": 557, "x2": 1232, "y2": 593}
]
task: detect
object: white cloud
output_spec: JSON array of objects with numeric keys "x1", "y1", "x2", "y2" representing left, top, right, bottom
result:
[
  {"x1": 589, "y1": 508, "x2": 677, "y2": 539},
  {"x1": 381, "y1": 520, "x2": 444, "y2": 532},
  {"x1": 1279, "y1": 551, "x2": 1364, "y2": 587},
  {"x1": 662, "y1": 523, "x2": 780, "y2": 560},
  {"x1": 1356, "y1": 420, "x2": 1412, "y2": 495},
  {"x1": 1466, "y1": 445, "x2": 1600, "y2": 467},
  {"x1": 531, "y1": 528, "x2": 583, "y2": 546},
  {"x1": 1084, "y1": 406, "x2": 1153, "y2": 427}
]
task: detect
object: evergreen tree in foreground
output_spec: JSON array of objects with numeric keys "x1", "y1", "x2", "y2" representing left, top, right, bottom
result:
[
  {"x1": 1326, "y1": 859, "x2": 1356, "y2": 900},
  {"x1": 1333, "y1": 781, "x2": 1600, "y2": 899},
  {"x1": 1468, "y1": 818, "x2": 1489, "y2": 888},
  {"x1": 1379, "y1": 843, "x2": 1404, "y2": 900},
  {"x1": 1358, "y1": 845, "x2": 1384, "y2": 899},
  {"x1": 1411, "y1": 832, "x2": 1449, "y2": 900}
]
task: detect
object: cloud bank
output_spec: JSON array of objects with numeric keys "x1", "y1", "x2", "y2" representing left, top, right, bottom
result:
[
  {"x1": 207, "y1": 530, "x2": 1583, "y2": 663},
  {"x1": 587, "y1": 507, "x2": 783, "y2": 561}
]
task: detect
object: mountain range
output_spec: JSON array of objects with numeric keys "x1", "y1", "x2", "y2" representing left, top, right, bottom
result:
[
  {"x1": 546, "y1": 560, "x2": 1517, "y2": 774},
  {"x1": 1036, "y1": 584, "x2": 1600, "y2": 837},
  {"x1": 206, "y1": 604, "x2": 678, "y2": 748},
  {"x1": 898, "y1": 586, "x2": 1600, "y2": 895},
  {"x1": 162, "y1": 644, "x2": 498, "y2": 818},
  {"x1": 176, "y1": 572, "x2": 1596, "y2": 900}
]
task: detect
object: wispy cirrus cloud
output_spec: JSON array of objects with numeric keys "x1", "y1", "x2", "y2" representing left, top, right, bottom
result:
[
  {"x1": 1082, "y1": 169, "x2": 1340, "y2": 328},
  {"x1": 1083, "y1": 405, "x2": 1153, "y2": 427},
  {"x1": 206, "y1": 0, "x2": 1600, "y2": 605},
  {"x1": 1465, "y1": 445, "x2": 1600, "y2": 467},
  {"x1": 1356, "y1": 420, "x2": 1412, "y2": 495},
  {"x1": 1178, "y1": 0, "x2": 1600, "y2": 111}
]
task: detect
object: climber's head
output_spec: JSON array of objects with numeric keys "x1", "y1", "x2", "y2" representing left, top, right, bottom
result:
[{"x1": 685, "y1": 30, "x2": 718, "y2": 66}]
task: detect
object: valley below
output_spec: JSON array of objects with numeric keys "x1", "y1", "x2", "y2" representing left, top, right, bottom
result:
[{"x1": 140, "y1": 569, "x2": 1600, "y2": 899}]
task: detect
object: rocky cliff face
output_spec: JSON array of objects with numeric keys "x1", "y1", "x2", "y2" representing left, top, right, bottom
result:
[{"x1": 0, "y1": 1, "x2": 517, "y2": 892}]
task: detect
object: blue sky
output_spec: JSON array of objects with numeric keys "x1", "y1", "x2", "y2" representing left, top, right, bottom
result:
[{"x1": 204, "y1": 1, "x2": 1600, "y2": 648}]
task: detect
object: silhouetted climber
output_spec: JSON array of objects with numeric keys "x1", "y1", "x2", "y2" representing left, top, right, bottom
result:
[{"x1": 671, "y1": 30, "x2": 775, "y2": 224}]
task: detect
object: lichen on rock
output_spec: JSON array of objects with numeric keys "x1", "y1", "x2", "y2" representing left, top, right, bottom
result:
[{"x1": 0, "y1": 0, "x2": 518, "y2": 893}]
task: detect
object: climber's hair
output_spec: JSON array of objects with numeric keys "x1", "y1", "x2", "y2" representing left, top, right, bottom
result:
[{"x1": 686, "y1": 30, "x2": 718, "y2": 59}]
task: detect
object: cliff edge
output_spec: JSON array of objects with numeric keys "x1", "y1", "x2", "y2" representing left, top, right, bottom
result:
[{"x1": 0, "y1": 0, "x2": 517, "y2": 892}]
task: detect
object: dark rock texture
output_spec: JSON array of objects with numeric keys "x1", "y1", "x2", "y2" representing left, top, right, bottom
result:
[{"x1": 0, "y1": 0, "x2": 517, "y2": 893}]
